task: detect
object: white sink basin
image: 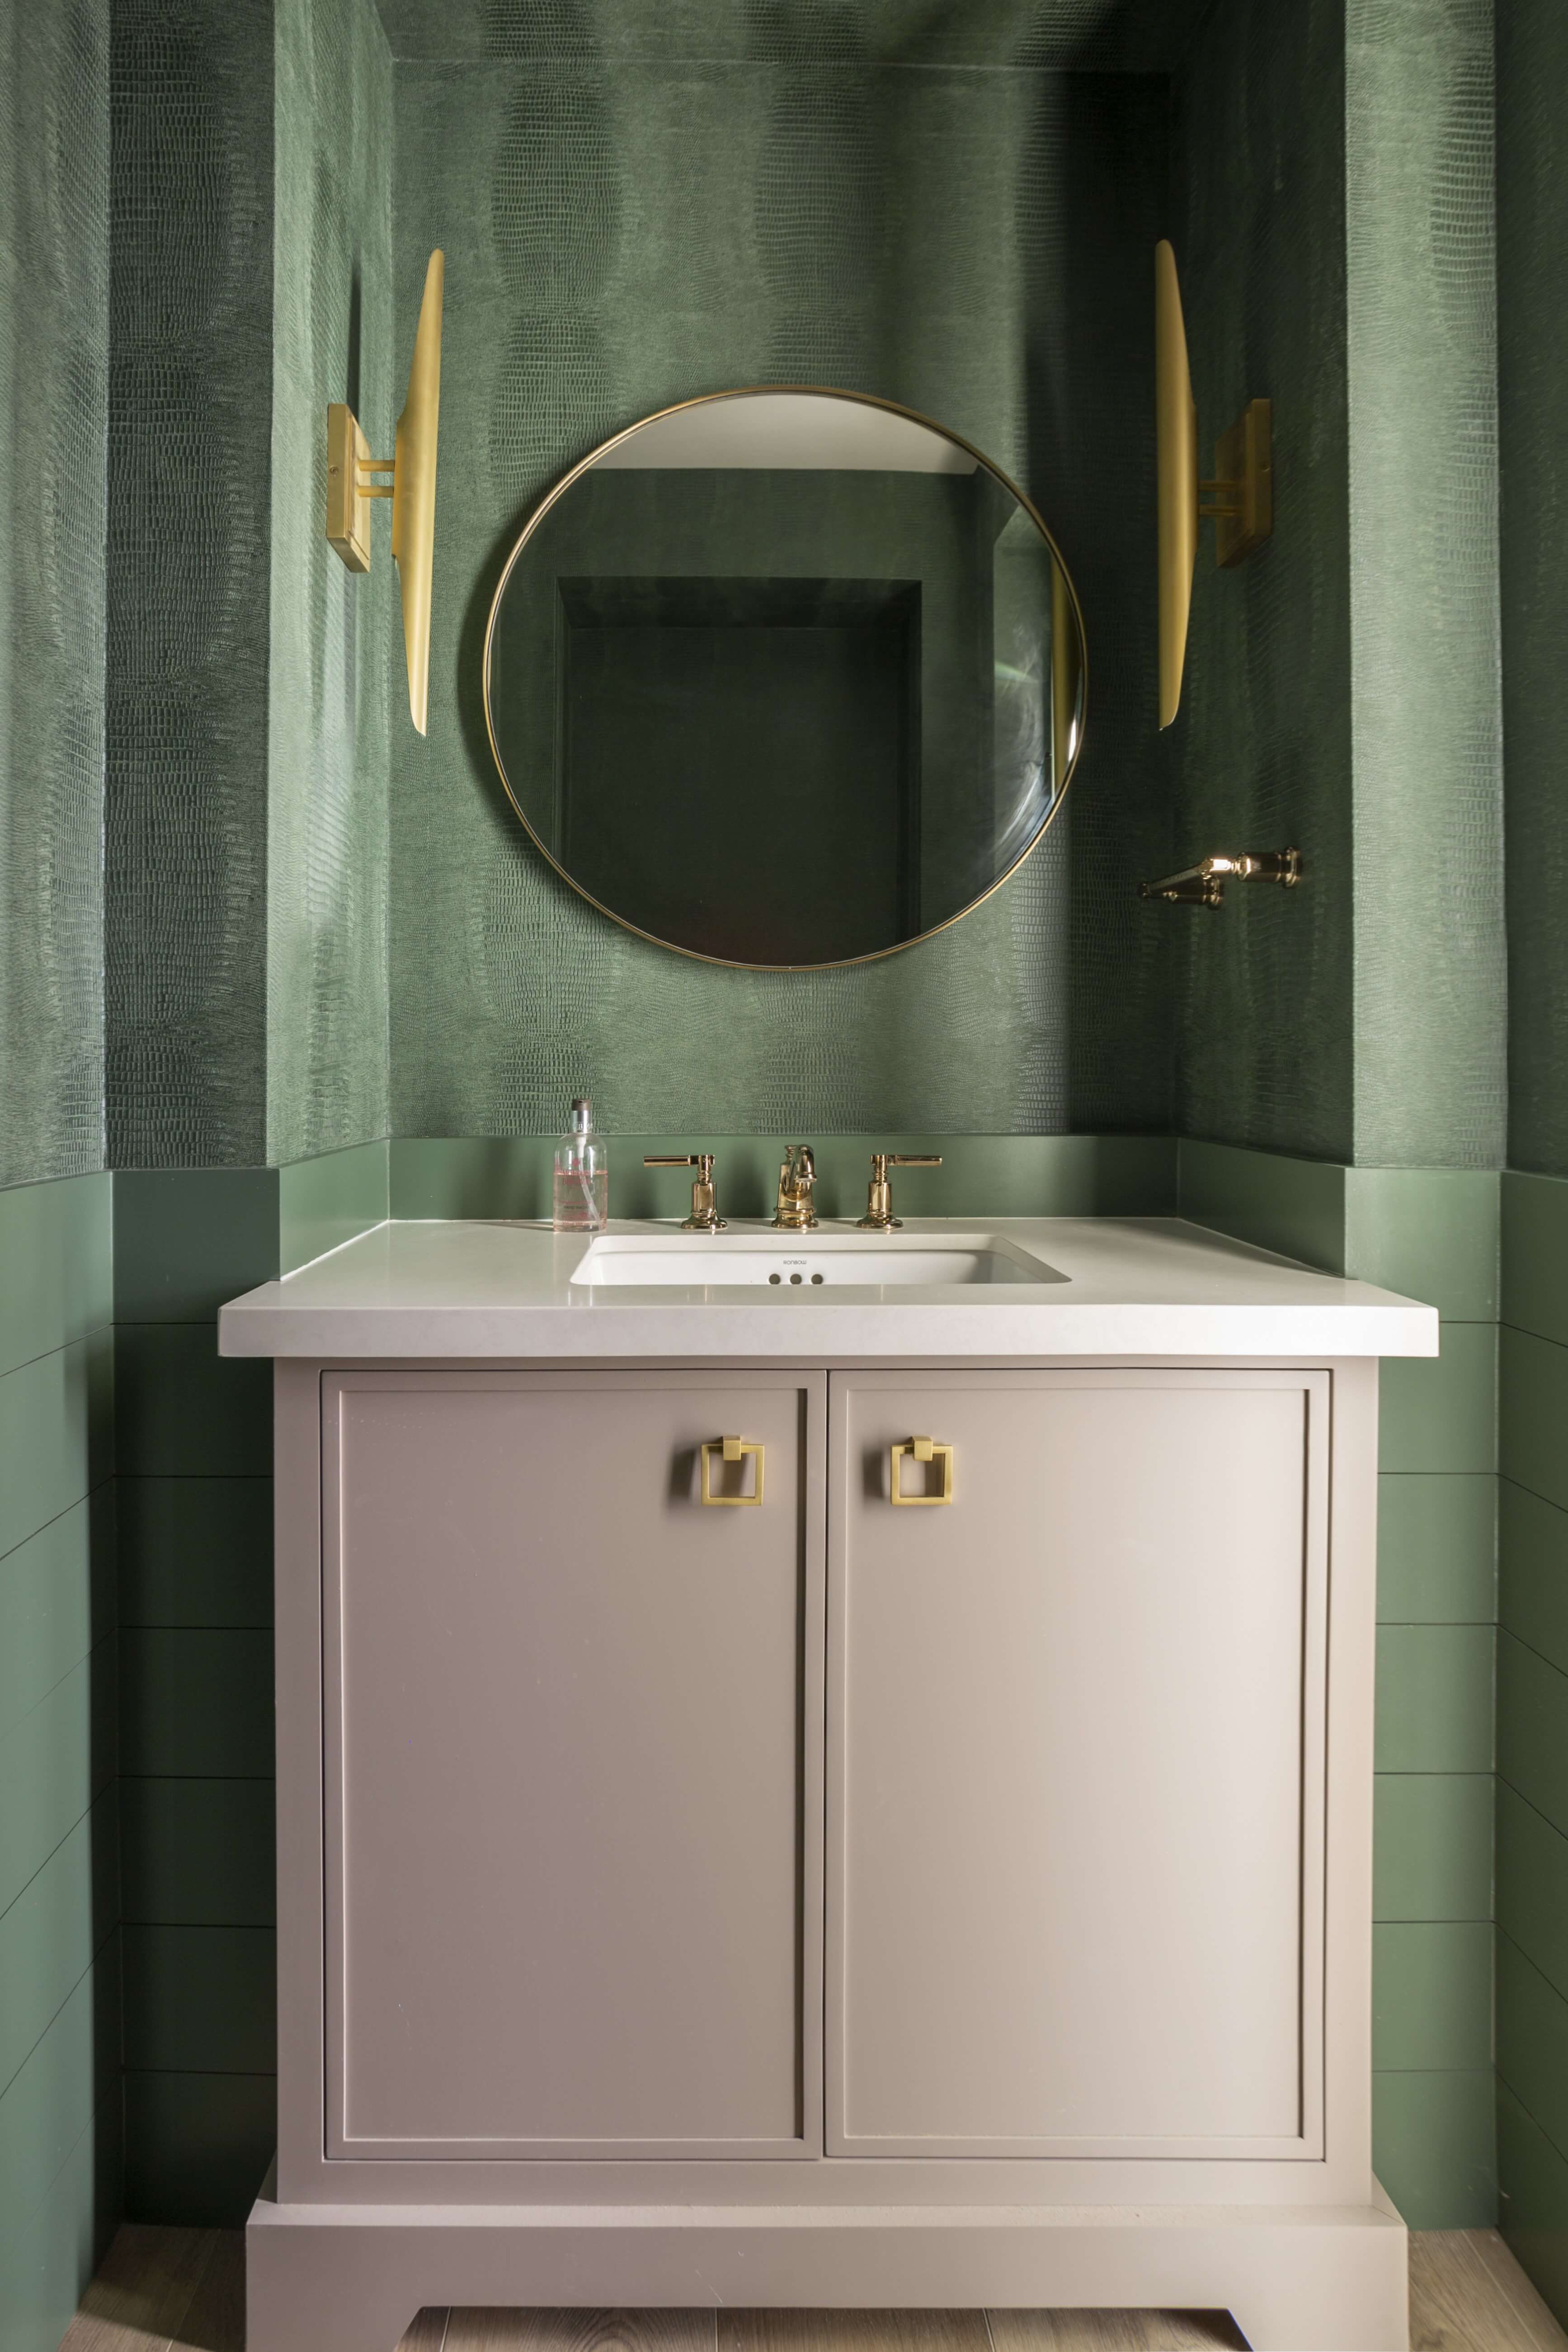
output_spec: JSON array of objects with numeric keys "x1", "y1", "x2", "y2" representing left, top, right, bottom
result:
[{"x1": 572, "y1": 1232, "x2": 1065, "y2": 1289}]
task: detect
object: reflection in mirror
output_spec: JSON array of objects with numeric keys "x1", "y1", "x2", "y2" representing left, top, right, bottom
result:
[{"x1": 484, "y1": 390, "x2": 1085, "y2": 969}]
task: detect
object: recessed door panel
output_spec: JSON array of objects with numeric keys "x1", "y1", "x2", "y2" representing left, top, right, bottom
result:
[
  {"x1": 323, "y1": 1369, "x2": 823, "y2": 2159},
  {"x1": 827, "y1": 1368, "x2": 1327, "y2": 2159}
]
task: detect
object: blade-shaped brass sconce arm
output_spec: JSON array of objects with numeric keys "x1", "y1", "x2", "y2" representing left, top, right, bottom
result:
[
  {"x1": 1139, "y1": 848, "x2": 1302, "y2": 909},
  {"x1": 1155, "y1": 239, "x2": 1272, "y2": 730},
  {"x1": 325, "y1": 249, "x2": 444, "y2": 734}
]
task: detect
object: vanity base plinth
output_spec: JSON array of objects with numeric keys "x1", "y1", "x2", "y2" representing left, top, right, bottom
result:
[{"x1": 245, "y1": 2177, "x2": 1409, "y2": 2352}]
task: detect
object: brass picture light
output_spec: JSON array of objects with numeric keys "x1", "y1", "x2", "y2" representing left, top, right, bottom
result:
[
  {"x1": 1155, "y1": 239, "x2": 1272, "y2": 728},
  {"x1": 325, "y1": 248, "x2": 444, "y2": 734}
]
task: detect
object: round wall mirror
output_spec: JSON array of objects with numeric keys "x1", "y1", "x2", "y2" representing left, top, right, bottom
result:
[{"x1": 483, "y1": 388, "x2": 1087, "y2": 970}]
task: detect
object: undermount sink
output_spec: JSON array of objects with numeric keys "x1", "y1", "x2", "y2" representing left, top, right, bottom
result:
[{"x1": 571, "y1": 1231, "x2": 1066, "y2": 1288}]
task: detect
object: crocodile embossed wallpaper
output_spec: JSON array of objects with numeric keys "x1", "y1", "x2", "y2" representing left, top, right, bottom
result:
[
  {"x1": 107, "y1": 0, "x2": 275, "y2": 1168},
  {"x1": 1344, "y1": 0, "x2": 1503, "y2": 1172},
  {"x1": 1168, "y1": 0, "x2": 1355, "y2": 1164},
  {"x1": 268, "y1": 0, "x2": 393, "y2": 1165},
  {"x1": 1500, "y1": 0, "x2": 1568, "y2": 1179},
  {"x1": 1169, "y1": 0, "x2": 1505, "y2": 1173},
  {"x1": 386, "y1": 32, "x2": 1175, "y2": 1137},
  {"x1": 0, "y1": 1, "x2": 110, "y2": 1189}
]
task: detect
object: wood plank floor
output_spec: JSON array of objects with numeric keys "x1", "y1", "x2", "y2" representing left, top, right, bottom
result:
[{"x1": 54, "y1": 2223, "x2": 1568, "y2": 2352}]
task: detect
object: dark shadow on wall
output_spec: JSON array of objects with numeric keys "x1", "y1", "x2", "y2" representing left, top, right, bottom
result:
[{"x1": 1018, "y1": 67, "x2": 1173, "y2": 1135}]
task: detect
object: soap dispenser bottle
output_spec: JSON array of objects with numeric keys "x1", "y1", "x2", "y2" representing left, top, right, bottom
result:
[{"x1": 552, "y1": 1098, "x2": 608, "y2": 1231}]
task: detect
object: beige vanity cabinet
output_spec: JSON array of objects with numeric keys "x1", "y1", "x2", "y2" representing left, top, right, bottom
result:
[
  {"x1": 319, "y1": 1367, "x2": 824, "y2": 2159},
  {"x1": 827, "y1": 1370, "x2": 1327, "y2": 2159},
  {"x1": 254, "y1": 1343, "x2": 1400, "y2": 2352}
]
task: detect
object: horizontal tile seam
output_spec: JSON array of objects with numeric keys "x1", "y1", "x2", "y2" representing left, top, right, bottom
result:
[
  {"x1": 1499, "y1": 1471, "x2": 1568, "y2": 1518},
  {"x1": 119, "y1": 1772, "x2": 274, "y2": 1784},
  {"x1": 1370, "y1": 2064, "x2": 1495, "y2": 2075},
  {"x1": 1499, "y1": 1781, "x2": 1568, "y2": 1848},
  {"x1": 1377, "y1": 1618, "x2": 1498, "y2": 1628},
  {"x1": 124, "y1": 2064, "x2": 277, "y2": 2079},
  {"x1": 3, "y1": 1625, "x2": 119, "y2": 1746},
  {"x1": 1495, "y1": 2064, "x2": 1568, "y2": 2177},
  {"x1": 1501, "y1": 1322, "x2": 1568, "y2": 1353},
  {"x1": 1497, "y1": 1923, "x2": 1567, "y2": 2001},
  {"x1": 1498, "y1": 1624, "x2": 1568, "y2": 1685},
  {"x1": 0, "y1": 1792, "x2": 108, "y2": 1933},
  {"x1": 0, "y1": 1324, "x2": 114, "y2": 1387},
  {"x1": 0, "y1": 1920, "x2": 119, "y2": 2107},
  {"x1": 120, "y1": 1621, "x2": 273, "y2": 1633},
  {"x1": 0, "y1": 1477, "x2": 113, "y2": 1573},
  {"x1": 0, "y1": 2081, "x2": 123, "y2": 2243}
]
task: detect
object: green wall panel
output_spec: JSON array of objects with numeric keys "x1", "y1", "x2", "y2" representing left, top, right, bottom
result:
[
  {"x1": 119, "y1": 1780, "x2": 275, "y2": 1930},
  {"x1": 1372, "y1": 1921, "x2": 1493, "y2": 2073},
  {"x1": 0, "y1": 1339, "x2": 113, "y2": 1564},
  {"x1": 1502, "y1": 1327, "x2": 1568, "y2": 1515},
  {"x1": 1500, "y1": 2, "x2": 1568, "y2": 1182},
  {"x1": 1373, "y1": 2069, "x2": 1497, "y2": 2231},
  {"x1": 122, "y1": 1925, "x2": 276, "y2": 2076},
  {"x1": 388, "y1": 52, "x2": 1173, "y2": 1138},
  {"x1": 106, "y1": 0, "x2": 274, "y2": 1167},
  {"x1": 0, "y1": 1502, "x2": 115, "y2": 1739},
  {"x1": 268, "y1": 0, "x2": 393, "y2": 1164},
  {"x1": 1374, "y1": 1774, "x2": 1493, "y2": 1925},
  {"x1": 1344, "y1": 0, "x2": 1504, "y2": 1169},
  {"x1": 1500, "y1": 2087, "x2": 1568, "y2": 2327},
  {"x1": 118, "y1": 1479, "x2": 272, "y2": 1632},
  {"x1": 1502, "y1": 1478, "x2": 1568, "y2": 1684},
  {"x1": 1377, "y1": 1475, "x2": 1496, "y2": 1626},
  {"x1": 0, "y1": 3, "x2": 109, "y2": 1191},
  {"x1": 1498, "y1": 1783, "x2": 1568, "y2": 2010},
  {"x1": 122, "y1": 2073, "x2": 275, "y2": 2230},
  {"x1": 0, "y1": 1795, "x2": 118, "y2": 2097},
  {"x1": 1499, "y1": 1933, "x2": 1568, "y2": 2192},
  {"x1": 0, "y1": 1175, "x2": 113, "y2": 1382},
  {"x1": 0, "y1": 1646, "x2": 116, "y2": 1922}
]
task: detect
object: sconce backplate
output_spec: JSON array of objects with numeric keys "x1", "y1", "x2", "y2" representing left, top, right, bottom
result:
[
  {"x1": 326, "y1": 402, "x2": 372, "y2": 574},
  {"x1": 1213, "y1": 398, "x2": 1272, "y2": 570}
]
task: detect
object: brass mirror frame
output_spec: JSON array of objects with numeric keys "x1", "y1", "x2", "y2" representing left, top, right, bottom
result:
[{"x1": 481, "y1": 385, "x2": 1089, "y2": 973}]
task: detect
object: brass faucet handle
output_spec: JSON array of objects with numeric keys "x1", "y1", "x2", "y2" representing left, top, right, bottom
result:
[
  {"x1": 860, "y1": 1151, "x2": 942, "y2": 1231},
  {"x1": 643, "y1": 1152, "x2": 725, "y2": 1231},
  {"x1": 772, "y1": 1143, "x2": 819, "y2": 1231}
]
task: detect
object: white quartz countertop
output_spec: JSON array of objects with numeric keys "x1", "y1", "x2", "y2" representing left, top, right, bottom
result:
[{"x1": 217, "y1": 1216, "x2": 1439, "y2": 1359}]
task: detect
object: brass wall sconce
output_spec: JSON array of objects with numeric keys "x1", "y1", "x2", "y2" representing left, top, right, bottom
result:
[
  {"x1": 326, "y1": 249, "x2": 444, "y2": 734},
  {"x1": 1140, "y1": 848, "x2": 1302, "y2": 909},
  {"x1": 1156, "y1": 239, "x2": 1272, "y2": 728}
]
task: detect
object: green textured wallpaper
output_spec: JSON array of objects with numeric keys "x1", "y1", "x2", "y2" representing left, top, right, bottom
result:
[
  {"x1": 1168, "y1": 0, "x2": 1354, "y2": 1163},
  {"x1": 372, "y1": 1, "x2": 1204, "y2": 72},
  {"x1": 1345, "y1": 0, "x2": 1504, "y2": 1169},
  {"x1": 107, "y1": 0, "x2": 275, "y2": 1168},
  {"x1": 1498, "y1": 0, "x2": 1568, "y2": 2323},
  {"x1": 0, "y1": 1, "x2": 109, "y2": 1189},
  {"x1": 268, "y1": 0, "x2": 394, "y2": 1164},
  {"x1": 1500, "y1": 0, "x2": 1568, "y2": 1181},
  {"x1": 388, "y1": 48, "x2": 1174, "y2": 1136}
]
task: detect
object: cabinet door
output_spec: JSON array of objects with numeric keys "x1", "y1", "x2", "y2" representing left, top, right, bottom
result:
[
  {"x1": 322, "y1": 1369, "x2": 823, "y2": 2159},
  {"x1": 827, "y1": 1368, "x2": 1327, "y2": 2160}
]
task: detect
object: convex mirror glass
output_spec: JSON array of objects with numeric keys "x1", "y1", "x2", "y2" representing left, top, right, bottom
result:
[{"x1": 484, "y1": 388, "x2": 1086, "y2": 969}]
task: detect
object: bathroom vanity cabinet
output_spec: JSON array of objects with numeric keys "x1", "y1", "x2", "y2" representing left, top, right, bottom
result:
[{"x1": 221, "y1": 1217, "x2": 1436, "y2": 2352}]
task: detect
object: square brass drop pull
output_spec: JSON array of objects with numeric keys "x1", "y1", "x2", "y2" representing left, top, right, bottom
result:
[
  {"x1": 701, "y1": 1437, "x2": 764, "y2": 1506},
  {"x1": 890, "y1": 1436, "x2": 955, "y2": 1505}
]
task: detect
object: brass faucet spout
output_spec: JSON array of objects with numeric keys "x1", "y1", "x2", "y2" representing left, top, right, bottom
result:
[{"x1": 772, "y1": 1144, "x2": 819, "y2": 1232}]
